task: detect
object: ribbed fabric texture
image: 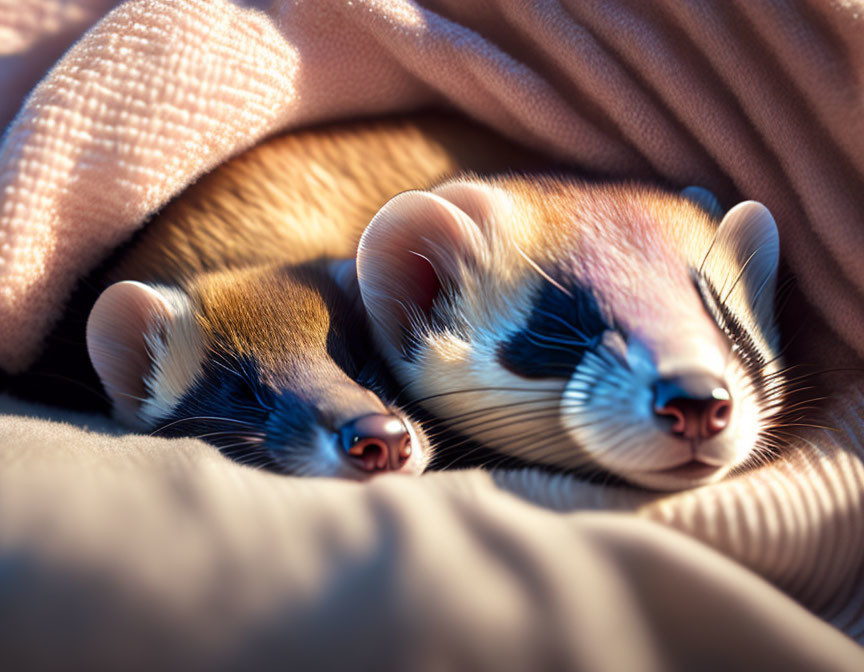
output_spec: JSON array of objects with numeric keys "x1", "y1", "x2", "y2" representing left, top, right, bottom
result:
[{"x1": 496, "y1": 385, "x2": 864, "y2": 642}]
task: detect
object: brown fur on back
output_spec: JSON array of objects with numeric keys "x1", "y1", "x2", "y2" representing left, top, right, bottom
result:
[{"x1": 114, "y1": 114, "x2": 541, "y2": 285}]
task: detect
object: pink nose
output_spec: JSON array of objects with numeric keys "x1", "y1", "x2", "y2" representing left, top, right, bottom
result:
[
  {"x1": 339, "y1": 414, "x2": 412, "y2": 471},
  {"x1": 653, "y1": 374, "x2": 732, "y2": 440}
]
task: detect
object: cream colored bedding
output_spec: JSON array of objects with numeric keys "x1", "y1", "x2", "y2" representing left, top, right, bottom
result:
[{"x1": 1, "y1": 394, "x2": 862, "y2": 671}]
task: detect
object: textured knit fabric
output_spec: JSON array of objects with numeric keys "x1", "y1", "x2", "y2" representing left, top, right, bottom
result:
[{"x1": 3, "y1": 1, "x2": 864, "y2": 369}]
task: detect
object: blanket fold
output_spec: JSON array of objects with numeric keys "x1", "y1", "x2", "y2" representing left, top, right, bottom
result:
[
  {"x1": 4, "y1": 0, "x2": 864, "y2": 368},
  {"x1": 1, "y1": 394, "x2": 863, "y2": 671}
]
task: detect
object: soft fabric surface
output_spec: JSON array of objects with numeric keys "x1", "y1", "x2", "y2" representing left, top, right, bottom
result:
[
  {"x1": 1, "y1": 394, "x2": 863, "y2": 671},
  {"x1": 3, "y1": 1, "x2": 864, "y2": 667}
]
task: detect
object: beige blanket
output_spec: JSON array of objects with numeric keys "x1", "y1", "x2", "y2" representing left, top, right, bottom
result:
[
  {"x1": 2, "y1": 1, "x2": 864, "y2": 668},
  {"x1": 1, "y1": 393, "x2": 862, "y2": 671}
]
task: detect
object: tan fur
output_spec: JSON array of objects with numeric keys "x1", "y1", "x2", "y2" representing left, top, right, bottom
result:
[
  {"x1": 481, "y1": 177, "x2": 718, "y2": 267},
  {"x1": 111, "y1": 114, "x2": 538, "y2": 376},
  {"x1": 115, "y1": 114, "x2": 538, "y2": 284}
]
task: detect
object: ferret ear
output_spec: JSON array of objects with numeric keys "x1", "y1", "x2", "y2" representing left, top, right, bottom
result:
[
  {"x1": 681, "y1": 186, "x2": 724, "y2": 218},
  {"x1": 431, "y1": 180, "x2": 511, "y2": 229},
  {"x1": 356, "y1": 189, "x2": 489, "y2": 350},
  {"x1": 705, "y1": 201, "x2": 780, "y2": 328},
  {"x1": 86, "y1": 281, "x2": 198, "y2": 427}
]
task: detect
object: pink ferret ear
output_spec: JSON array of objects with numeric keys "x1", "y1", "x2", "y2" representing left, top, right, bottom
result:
[
  {"x1": 705, "y1": 201, "x2": 780, "y2": 328},
  {"x1": 356, "y1": 189, "x2": 489, "y2": 351},
  {"x1": 431, "y1": 180, "x2": 511, "y2": 230},
  {"x1": 86, "y1": 281, "x2": 189, "y2": 427}
]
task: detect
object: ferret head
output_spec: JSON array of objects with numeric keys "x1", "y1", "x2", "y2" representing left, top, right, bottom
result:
[
  {"x1": 356, "y1": 176, "x2": 783, "y2": 491},
  {"x1": 86, "y1": 263, "x2": 430, "y2": 478}
]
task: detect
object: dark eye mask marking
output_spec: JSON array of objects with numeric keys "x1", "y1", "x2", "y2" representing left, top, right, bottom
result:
[
  {"x1": 497, "y1": 280, "x2": 609, "y2": 379},
  {"x1": 154, "y1": 347, "x2": 410, "y2": 471},
  {"x1": 265, "y1": 389, "x2": 320, "y2": 448},
  {"x1": 153, "y1": 354, "x2": 280, "y2": 466}
]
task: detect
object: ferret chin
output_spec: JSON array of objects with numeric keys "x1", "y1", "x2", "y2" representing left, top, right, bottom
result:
[{"x1": 356, "y1": 178, "x2": 785, "y2": 491}]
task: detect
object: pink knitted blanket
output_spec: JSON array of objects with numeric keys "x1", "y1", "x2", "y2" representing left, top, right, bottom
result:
[{"x1": 2, "y1": 0, "x2": 864, "y2": 373}]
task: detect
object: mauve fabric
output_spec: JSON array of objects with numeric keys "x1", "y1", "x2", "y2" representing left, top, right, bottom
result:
[{"x1": 3, "y1": 0, "x2": 864, "y2": 369}]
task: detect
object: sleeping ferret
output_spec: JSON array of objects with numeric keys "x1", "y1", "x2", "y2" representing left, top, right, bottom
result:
[
  {"x1": 355, "y1": 177, "x2": 785, "y2": 491},
  {"x1": 78, "y1": 115, "x2": 539, "y2": 478}
]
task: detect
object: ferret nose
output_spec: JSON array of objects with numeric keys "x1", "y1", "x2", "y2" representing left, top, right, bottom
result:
[
  {"x1": 653, "y1": 373, "x2": 732, "y2": 440},
  {"x1": 339, "y1": 414, "x2": 412, "y2": 472}
]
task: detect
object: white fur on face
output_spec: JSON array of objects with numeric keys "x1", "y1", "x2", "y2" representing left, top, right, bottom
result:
[
  {"x1": 561, "y1": 337, "x2": 771, "y2": 491},
  {"x1": 402, "y1": 328, "x2": 571, "y2": 462},
  {"x1": 138, "y1": 286, "x2": 206, "y2": 428}
]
